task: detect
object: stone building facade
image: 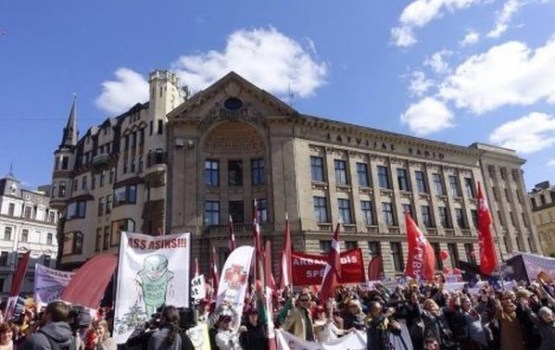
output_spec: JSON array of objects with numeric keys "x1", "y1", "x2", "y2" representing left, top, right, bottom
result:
[
  {"x1": 166, "y1": 72, "x2": 541, "y2": 276},
  {"x1": 50, "y1": 70, "x2": 183, "y2": 269},
  {"x1": 0, "y1": 174, "x2": 58, "y2": 298},
  {"x1": 528, "y1": 181, "x2": 555, "y2": 256}
]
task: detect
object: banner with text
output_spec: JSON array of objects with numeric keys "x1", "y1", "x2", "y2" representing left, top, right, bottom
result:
[
  {"x1": 291, "y1": 248, "x2": 365, "y2": 286},
  {"x1": 191, "y1": 274, "x2": 206, "y2": 302},
  {"x1": 34, "y1": 263, "x2": 75, "y2": 307},
  {"x1": 277, "y1": 329, "x2": 366, "y2": 350},
  {"x1": 113, "y1": 231, "x2": 190, "y2": 344}
]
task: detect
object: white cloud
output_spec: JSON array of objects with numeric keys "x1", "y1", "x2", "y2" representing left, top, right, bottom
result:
[
  {"x1": 459, "y1": 31, "x2": 480, "y2": 46},
  {"x1": 401, "y1": 97, "x2": 455, "y2": 135},
  {"x1": 489, "y1": 112, "x2": 555, "y2": 153},
  {"x1": 392, "y1": 0, "x2": 479, "y2": 47},
  {"x1": 95, "y1": 68, "x2": 149, "y2": 115},
  {"x1": 409, "y1": 71, "x2": 434, "y2": 97},
  {"x1": 172, "y1": 27, "x2": 327, "y2": 98},
  {"x1": 547, "y1": 159, "x2": 555, "y2": 167},
  {"x1": 424, "y1": 50, "x2": 453, "y2": 74},
  {"x1": 487, "y1": 0, "x2": 523, "y2": 38},
  {"x1": 439, "y1": 37, "x2": 555, "y2": 114}
]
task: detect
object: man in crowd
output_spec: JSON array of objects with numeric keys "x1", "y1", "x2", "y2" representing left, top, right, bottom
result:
[
  {"x1": 20, "y1": 301, "x2": 75, "y2": 350},
  {"x1": 282, "y1": 289, "x2": 314, "y2": 341}
]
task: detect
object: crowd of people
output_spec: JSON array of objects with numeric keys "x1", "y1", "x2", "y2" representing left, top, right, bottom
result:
[{"x1": 1, "y1": 277, "x2": 555, "y2": 350}]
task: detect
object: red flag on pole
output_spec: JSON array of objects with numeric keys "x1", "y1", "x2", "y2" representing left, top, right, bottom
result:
[
  {"x1": 477, "y1": 182, "x2": 497, "y2": 275},
  {"x1": 9, "y1": 250, "x2": 31, "y2": 297},
  {"x1": 319, "y1": 223, "x2": 341, "y2": 303},
  {"x1": 404, "y1": 212, "x2": 436, "y2": 281},
  {"x1": 280, "y1": 213, "x2": 293, "y2": 289},
  {"x1": 263, "y1": 240, "x2": 277, "y2": 350},
  {"x1": 210, "y1": 247, "x2": 219, "y2": 295},
  {"x1": 253, "y1": 199, "x2": 262, "y2": 280},
  {"x1": 228, "y1": 215, "x2": 236, "y2": 252},
  {"x1": 367, "y1": 256, "x2": 383, "y2": 281}
]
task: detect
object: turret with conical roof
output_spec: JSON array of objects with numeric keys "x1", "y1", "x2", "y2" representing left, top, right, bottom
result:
[{"x1": 60, "y1": 95, "x2": 78, "y2": 148}]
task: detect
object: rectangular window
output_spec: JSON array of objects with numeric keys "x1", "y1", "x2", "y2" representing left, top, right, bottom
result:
[
  {"x1": 21, "y1": 229, "x2": 28, "y2": 243},
  {"x1": 99, "y1": 171, "x2": 105, "y2": 187},
  {"x1": 397, "y1": 168, "x2": 410, "y2": 191},
  {"x1": 449, "y1": 175, "x2": 460, "y2": 197},
  {"x1": 432, "y1": 243, "x2": 443, "y2": 269},
  {"x1": 356, "y1": 162, "x2": 369, "y2": 187},
  {"x1": 382, "y1": 202, "x2": 395, "y2": 226},
  {"x1": 415, "y1": 171, "x2": 427, "y2": 193},
  {"x1": 448, "y1": 243, "x2": 459, "y2": 268},
  {"x1": 313, "y1": 196, "x2": 329, "y2": 223},
  {"x1": 44, "y1": 255, "x2": 51, "y2": 267},
  {"x1": 0, "y1": 252, "x2": 8, "y2": 266},
  {"x1": 103, "y1": 226, "x2": 110, "y2": 250},
  {"x1": 58, "y1": 182, "x2": 66, "y2": 197},
  {"x1": 421, "y1": 205, "x2": 433, "y2": 227},
  {"x1": 49, "y1": 211, "x2": 56, "y2": 224},
  {"x1": 204, "y1": 201, "x2": 220, "y2": 226},
  {"x1": 106, "y1": 195, "x2": 112, "y2": 214},
  {"x1": 438, "y1": 206, "x2": 450, "y2": 228},
  {"x1": 82, "y1": 175, "x2": 88, "y2": 190},
  {"x1": 345, "y1": 241, "x2": 358, "y2": 250},
  {"x1": 361, "y1": 200, "x2": 376, "y2": 225},
  {"x1": 320, "y1": 240, "x2": 332, "y2": 253},
  {"x1": 229, "y1": 201, "x2": 244, "y2": 224},
  {"x1": 455, "y1": 208, "x2": 466, "y2": 229},
  {"x1": 47, "y1": 233, "x2": 53, "y2": 245},
  {"x1": 251, "y1": 158, "x2": 265, "y2": 186},
  {"x1": 109, "y1": 167, "x2": 115, "y2": 184},
  {"x1": 4, "y1": 227, "x2": 13, "y2": 240},
  {"x1": 204, "y1": 160, "x2": 219, "y2": 186},
  {"x1": 98, "y1": 197, "x2": 105, "y2": 216},
  {"x1": 96, "y1": 228, "x2": 102, "y2": 252},
  {"x1": 391, "y1": 242, "x2": 404, "y2": 272},
  {"x1": 8, "y1": 203, "x2": 15, "y2": 216},
  {"x1": 464, "y1": 243, "x2": 476, "y2": 263},
  {"x1": 91, "y1": 174, "x2": 96, "y2": 190},
  {"x1": 465, "y1": 178, "x2": 475, "y2": 198},
  {"x1": 157, "y1": 120, "x2": 163, "y2": 135},
  {"x1": 338, "y1": 198, "x2": 352, "y2": 224},
  {"x1": 402, "y1": 204, "x2": 413, "y2": 216},
  {"x1": 228, "y1": 160, "x2": 243, "y2": 186},
  {"x1": 61, "y1": 156, "x2": 69, "y2": 170},
  {"x1": 113, "y1": 185, "x2": 137, "y2": 206},
  {"x1": 24, "y1": 206, "x2": 32, "y2": 219},
  {"x1": 368, "y1": 241, "x2": 381, "y2": 258},
  {"x1": 470, "y1": 209, "x2": 478, "y2": 228},
  {"x1": 377, "y1": 166, "x2": 391, "y2": 189},
  {"x1": 311, "y1": 156, "x2": 325, "y2": 182},
  {"x1": 256, "y1": 198, "x2": 268, "y2": 223},
  {"x1": 432, "y1": 173, "x2": 444, "y2": 195},
  {"x1": 334, "y1": 160, "x2": 348, "y2": 185}
]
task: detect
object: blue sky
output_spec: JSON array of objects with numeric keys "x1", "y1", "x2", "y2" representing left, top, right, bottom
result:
[{"x1": 1, "y1": 0, "x2": 555, "y2": 191}]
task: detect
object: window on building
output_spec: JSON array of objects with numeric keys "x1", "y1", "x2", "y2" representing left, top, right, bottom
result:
[
  {"x1": 311, "y1": 156, "x2": 325, "y2": 182},
  {"x1": 106, "y1": 195, "x2": 112, "y2": 214},
  {"x1": 8, "y1": 203, "x2": 15, "y2": 216},
  {"x1": 0, "y1": 252, "x2": 7, "y2": 266},
  {"x1": 361, "y1": 200, "x2": 376, "y2": 225},
  {"x1": 465, "y1": 178, "x2": 475, "y2": 198},
  {"x1": 320, "y1": 240, "x2": 331, "y2": 253},
  {"x1": 66, "y1": 201, "x2": 87, "y2": 219},
  {"x1": 21, "y1": 229, "x2": 28, "y2": 243},
  {"x1": 99, "y1": 171, "x2": 105, "y2": 187},
  {"x1": 109, "y1": 167, "x2": 115, "y2": 184},
  {"x1": 397, "y1": 168, "x2": 410, "y2": 191},
  {"x1": 47, "y1": 233, "x2": 53, "y2": 245},
  {"x1": 391, "y1": 242, "x2": 404, "y2": 272},
  {"x1": 357, "y1": 163, "x2": 369, "y2": 187},
  {"x1": 157, "y1": 120, "x2": 163, "y2": 135},
  {"x1": 95, "y1": 229, "x2": 102, "y2": 252},
  {"x1": 464, "y1": 243, "x2": 476, "y2": 263},
  {"x1": 345, "y1": 241, "x2": 358, "y2": 250},
  {"x1": 61, "y1": 156, "x2": 69, "y2": 170},
  {"x1": 402, "y1": 204, "x2": 413, "y2": 217},
  {"x1": 255, "y1": 199, "x2": 269, "y2": 223},
  {"x1": 415, "y1": 171, "x2": 427, "y2": 193},
  {"x1": 448, "y1": 243, "x2": 459, "y2": 268},
  {"x1": 103, "y1": 226, "x2": 110, "y2": 250},
  {"x1": 382, "y1": 202, "x2": 395, "y2": 226},
  {"x1": 205, "y1": 160, "x2": 219, "y2": 186},
  {"x1": 43, "y1": 255, "x2": 51, "y2": 267},
  {"x1": 313, "y1": 196, "x2": 329, "y2": 223},
  {"x1": 431, "y1": 243, "x2": 443, "y2": 270},
  {"x1": 229, "y1": 201, "x2": 244, "y2": 224},
  {"x1": 449, "y1": 175, "x2": 460, "y2": 197},
  {"x1": 504, "y1": 188, "x2": 510, "y2": 202},
  {"x1": 4, "y1": 227, "x2": 13, "y2": 240},
  {"x1": 455, "y1": 208, "x2": 466, "y2": 229},
  {"x1": 368, "y1": 241, "x2": 381, "y2": 258},
  {"x1": 24, "y1": 206, "x2": 31, "y2": 219},
  {"x1": 82, "y1": 176, "x2": 88, "y2": 190},
  {"x1": 113, "y1": 184, "x2": 137, "y2": 206},
  {"x1": 204, "y1": 201, "x2": 220, "y2": 226},
  {"x1": 470, "y1": 209, "x2": 478, "y2": 228},
  {"x1": 338, "y1": 198, "x2": 352, "y2": 224},
  {"x1": 439, "y1": 206, "x2": 450, "y2": 228},
  {"x1": 421, "y1": 205, "x2": 433, "y2": 227},
  {"x1": 251, "y1": 158, "x2": 265, "y2": 186},
  {"x1": 110, "y1": 219, "x2": 134, "y2": 247},
  {"x1": 432, "y1": 173, "x2": 444, "y2": 195},
  {"x1": 228, "y1": 160, "x2": 243, "y2": 186},
  {"x1": 58, "y1": 181, "x2": 66, "y2": 197},
  {"x1": 377, "y1": 166, "x2": 391, "y2": 189},
  {"x1": 98, "y1": 197, "x2": 105, "y2": 216},
  {"x1": 334, "y1": 160, "x2": 348, "y2": 185},
  {"x1": 49, "y1": 211, "x2": 56, "y2": 224}
]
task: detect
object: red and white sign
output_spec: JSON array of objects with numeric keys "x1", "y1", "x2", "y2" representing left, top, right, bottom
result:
[{"x1": 291, "y1": 248, "x2": 365, "y2": 286}]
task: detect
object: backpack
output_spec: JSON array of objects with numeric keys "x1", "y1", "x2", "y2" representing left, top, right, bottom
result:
[{"x1": 38, "y1": 330, "x2": 77, "y2": 350}]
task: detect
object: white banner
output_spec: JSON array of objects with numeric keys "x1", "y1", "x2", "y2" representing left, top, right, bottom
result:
[
  {"x1": 113, "y1": 232, "x2": 191, "y2": 344},
  {"x1": 34, "y1": 263, "x2": 75, "y2": 307},
  {"x1": 216, "y1": 245, "x2": 254, "y2": 330},
  {"x1": 191, "y1": 274, "x2": 206, "y2": 301}
]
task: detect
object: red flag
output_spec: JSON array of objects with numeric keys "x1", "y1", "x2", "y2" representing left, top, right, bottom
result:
[
  {"x1": 477, "y1": 182, "x2": 497, "y2": 275},
  {"x1": 253, "y1": 199, "x2": 262, "y2": 279},
  {"x1": 194, "y1": 257, "x2": 199, "y2": 277},
  {"x1": 280, "y1": 213, "x2": 293, "y2": 288},
  {"x1": 404, "y1": 212, "x2": 436, "y2": 281},
  {"x1": 9, "y1": 251, "x2": 31, "y2": 297},
  {"x1": 367, "y1": 256, "x2": 383, "y2": 281},
  {"x1": 228, "y1": 215, "x2": 237, "y2": 252},
  {"x1": 263, "y1": 240, "x2": 277, "y2": 350},
  {"x1": 210, "y1": 247, "x2": 219, "y2": 295},
  {"x1": 319, "y1": 223, "x2": 341, "y2": 302},
  {"x1": 264, "y1": 240, "x2": 275, "y2": 289}
]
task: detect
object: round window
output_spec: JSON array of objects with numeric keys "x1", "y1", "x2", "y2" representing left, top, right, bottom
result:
[{"x1": 223, "y1": 97, "x2": 243, "y2": 111}]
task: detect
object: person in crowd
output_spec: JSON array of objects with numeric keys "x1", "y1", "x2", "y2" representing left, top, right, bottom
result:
[
  {"x1": 460, "y1": 296, "x2": 488, "y2": 350},
  {"x1": 342, "y1": 299, "x2": 366, "y2": 331},
  {"x1": 443, "y1": 295, "x2": 468, "y2": 348},
  {"x1": 495, "y1": 291, "x2": 525, "y2": 350},
  {"x1": 423, "y1": 336, "x2": 440, "y2": 350},
  {"x1": 281, "y1": 291, "x2": 314, "y2": 341},
  {"x1": 419, "y1": 299, "x2": 457, "y2": 350},
  {"x1": 312, "y1": 304, "x2": 351, "y2": 342},
  {"x1": 215, "y1": 314, "x2": 241, "y2": 350},
  {"x1": 0, "y1": 322, "x2": 15, "y2": 350},
  {"x1": 366, "y1": 301, "x2": 402, "y2": 350},
  {"x1": 20, "y1": 300, "x2": 75, "y2": 350},
  {"x1": 148, "y1": 305, "x2": 183, "y2": 350},
  {"x1": 86, "y1": 319, "x2": 116, "y2": 350},
  {"x1": 239, "y1": 308, "x2": 267, "y2": 350}
]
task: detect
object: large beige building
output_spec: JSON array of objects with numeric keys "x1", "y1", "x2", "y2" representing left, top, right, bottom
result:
[
  {"x1": 166, "y1": 72, "x2": 541, "y2": 276},
  {"x1": 528, "y1": 181, "x2": 555, "y2": 256}
]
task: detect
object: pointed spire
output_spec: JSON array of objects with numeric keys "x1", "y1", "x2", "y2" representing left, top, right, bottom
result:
[
  {"x1": 5, "y1": 162, "x2": 15, "y2": 179},
  {"x1": 60, "y1": 94, "x2": 78, "y2": 148}
]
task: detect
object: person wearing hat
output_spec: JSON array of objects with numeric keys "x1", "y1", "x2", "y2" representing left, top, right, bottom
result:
[{"x1": 238, "y1": 308, "x2": 267, "y2": 350}]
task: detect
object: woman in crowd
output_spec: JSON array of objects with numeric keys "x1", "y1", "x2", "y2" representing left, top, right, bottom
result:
[
  {"x1": 86, "y1": 319, "x2": 116, "y2": 350},
  {"x1": 239, "y1": 308, "x2": 267, "y2": 350},
  {"x1": 0, "y1": 322, "x2": 15, "y2": 350},
  {"x1": 312, "y1": 304, "x2": 351, "y2": 342},
  {"x1": 148, "y1": 306, "x2": 184, "y2": 350}
]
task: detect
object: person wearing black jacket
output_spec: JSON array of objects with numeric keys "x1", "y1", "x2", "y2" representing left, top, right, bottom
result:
[
  {"x1": 366, "y1": 302, "x2": 402, "y2": 350},
  {"x1": 239, "y1": 308, "x2": 268, "y2": 350}
]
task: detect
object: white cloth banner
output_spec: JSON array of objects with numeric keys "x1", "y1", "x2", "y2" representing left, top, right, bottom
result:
[
  {"x1": 191, "y1": 274, "x2": 206, "y2": 301},
  {"x1": 113, "y1": 231, "x2": 191, "y2": 344},
  {"x1": 216, "y1": 245, "x2": 254, "y2": 330},
  {"x1": 34, "y1": 263, "x2": 75, "y2": 307}
]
